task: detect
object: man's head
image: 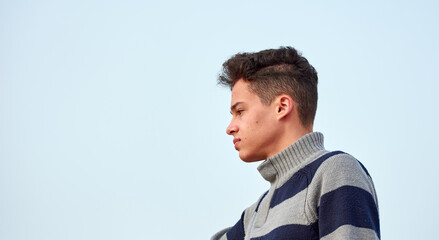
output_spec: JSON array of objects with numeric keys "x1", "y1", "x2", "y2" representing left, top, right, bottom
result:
[
  {"x1": 219, "y1": 46, "x2": 318, "y2": 128},
  {"x1": 219, "y1": 47, "x2": 318, "y2": 162}
]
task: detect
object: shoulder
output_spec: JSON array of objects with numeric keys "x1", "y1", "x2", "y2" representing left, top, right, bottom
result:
[
  {"x1": 304, "y1": 151, "x2": 378, "y2": 210},
  {"x1": 304, "y1": 152, "x2": 380, "y2": 236},
  {"x1": 306, "y1": 151, "x2": 373, "y2": 186},
  {"x1": 318, "y1": 151, "x2": 374, "y2": 187}
]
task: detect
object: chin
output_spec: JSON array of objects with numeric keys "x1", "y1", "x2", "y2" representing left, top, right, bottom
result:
[{"x1": 239, "y1": 152, "x2": 265, "y2": 163}]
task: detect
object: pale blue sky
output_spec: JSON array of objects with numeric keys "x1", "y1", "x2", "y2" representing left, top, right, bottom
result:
[{"x1": 1, "y1": 1, "x2": 438, "y2": 239}]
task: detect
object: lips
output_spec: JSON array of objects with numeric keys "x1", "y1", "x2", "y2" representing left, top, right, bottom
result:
[{"x1": 233, "y1": 138, "x2": 241, "y2": 149}]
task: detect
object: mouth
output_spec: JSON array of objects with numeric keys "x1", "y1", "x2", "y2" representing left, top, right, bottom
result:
[{"x1": 233, "y1": 138, "x2": 241, "y2": 149}]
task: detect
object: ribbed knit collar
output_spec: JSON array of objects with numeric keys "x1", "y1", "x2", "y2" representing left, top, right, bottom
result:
[{"x1": 257, "y1": 132, "x2": 325, "y2": 183}]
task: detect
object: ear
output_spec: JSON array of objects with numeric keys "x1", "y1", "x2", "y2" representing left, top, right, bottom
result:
[{"x1": 274, "y1": 94, "x2": 295, "y2": 120}]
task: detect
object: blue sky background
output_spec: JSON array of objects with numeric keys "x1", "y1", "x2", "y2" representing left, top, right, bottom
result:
[{"x1": 1, "y1": 1, "x2": 438, "y2": 239}]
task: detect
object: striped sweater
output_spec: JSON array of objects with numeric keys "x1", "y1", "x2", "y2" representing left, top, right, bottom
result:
[{"x1": 212, "y1": 132, "x2": 380, "y2": 240}]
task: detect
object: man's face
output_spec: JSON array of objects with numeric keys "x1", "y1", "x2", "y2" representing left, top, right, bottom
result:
[{"x1": 226, "y1": 80, "x2": 279, "y2": 162}]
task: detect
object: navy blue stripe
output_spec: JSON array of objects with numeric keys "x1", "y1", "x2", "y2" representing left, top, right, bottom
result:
[
  {"x1": 270, "y1": 151, "x2": 345, "y2": 208},
  {"x1": 318, "y1": 185, "x2": 380, "y2": 238},
  {"x1": 226, "y1": 211, "x2": 245, "y2": 240},
  {"x1": 250, "y1": 222, "x2": 319, "y2": 240},
  {"x1": 255, "y1": 191, "x2": 269, "y2": 212}
]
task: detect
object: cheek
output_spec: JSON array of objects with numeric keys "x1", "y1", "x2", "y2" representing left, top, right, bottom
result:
[
  {"x1": 242, "y1": 112, "x2": 269, "y2": 139},
  {"x1": 253, "y1": 116, "x2": 275, "y2": 138},
  {"x1": 245, "y1": 120, "x2": 264, "y2": 140}
]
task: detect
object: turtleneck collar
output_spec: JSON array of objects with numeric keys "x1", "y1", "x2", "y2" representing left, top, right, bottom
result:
[{"x1": 257, "y1": 132, "x2": 325, "y2": 183}]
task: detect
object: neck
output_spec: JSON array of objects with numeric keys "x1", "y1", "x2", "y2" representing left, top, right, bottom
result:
[
  {"x1": 267, "y1": 123, "x2": 313, "y2": 159},
  {"x1": 258, "y1": 132, "x2": 325, "y2": 183}
]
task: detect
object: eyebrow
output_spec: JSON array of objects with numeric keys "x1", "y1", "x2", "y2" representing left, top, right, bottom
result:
[{"x1": 230, "y1": 102, "x2": 244, "y2": 114}]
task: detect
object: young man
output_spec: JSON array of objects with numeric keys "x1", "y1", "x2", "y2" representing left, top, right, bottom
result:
[{"x1": 212, "y1": 47, "x2": 380, "y2": 240}]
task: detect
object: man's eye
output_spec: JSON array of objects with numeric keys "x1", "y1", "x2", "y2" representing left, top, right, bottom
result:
[{"x1": 237, "y1": 110, "x2": 243, "y2": 115}]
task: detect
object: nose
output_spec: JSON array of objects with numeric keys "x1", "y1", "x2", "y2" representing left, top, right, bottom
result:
[{"x1": 226, "y1": 120, "x2": 238, "y2": 135}]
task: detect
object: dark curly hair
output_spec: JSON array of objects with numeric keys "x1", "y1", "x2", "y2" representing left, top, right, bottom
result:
[{"x1": 218, "y1": 47, "x2": 318, "y2": 127}]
